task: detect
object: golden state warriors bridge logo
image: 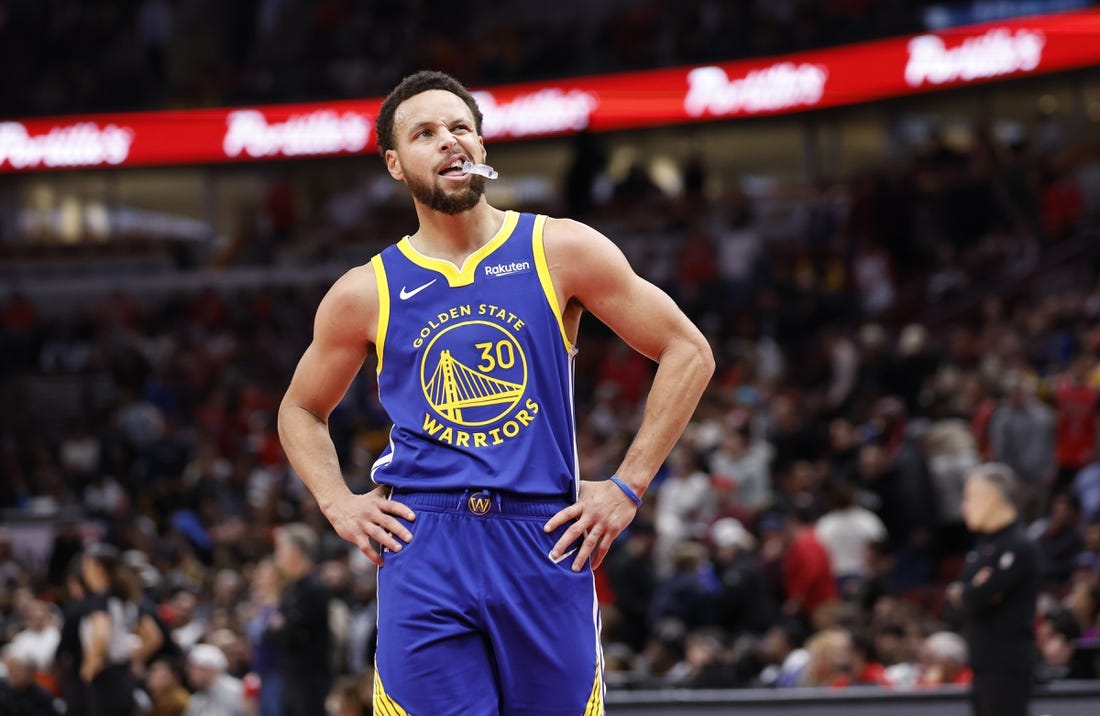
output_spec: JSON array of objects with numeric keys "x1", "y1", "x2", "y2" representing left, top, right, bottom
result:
[{"x1": 415, "y1": 304, "x2": 541, "y2": 448}]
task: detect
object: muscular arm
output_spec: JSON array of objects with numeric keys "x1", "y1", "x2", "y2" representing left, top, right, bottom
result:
[
  {"x1": 278, "y1": 265, "x2": 415, "y2": 564},
  {"x1": 543, "y1": 218, "x2": 715, "y2": 569}
]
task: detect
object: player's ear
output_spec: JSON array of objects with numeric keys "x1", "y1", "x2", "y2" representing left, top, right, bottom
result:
[{"x1": 385, "y1": 150, "x2": 404, "y2": 181}]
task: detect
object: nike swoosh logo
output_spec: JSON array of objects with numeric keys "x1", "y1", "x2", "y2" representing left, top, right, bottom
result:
[
  {"x1": 548, "y1": 547, "x2": 579, "y2": 564},
  {"x1": 399, "y1": 279, "x2": 437, "y2": 300}
]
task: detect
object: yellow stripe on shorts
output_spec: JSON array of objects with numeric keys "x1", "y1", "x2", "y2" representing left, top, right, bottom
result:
[
  {"x1": 582, "y1": 658, "x2": 603, "y2": 716},
  {"x1": 373, "y1": 668, "x2": 410, "y2": 716}
]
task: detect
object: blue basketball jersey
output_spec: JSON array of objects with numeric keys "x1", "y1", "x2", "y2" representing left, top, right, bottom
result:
[{"x1": 369, "y1": 211, "x2": 579, "y2": 496}]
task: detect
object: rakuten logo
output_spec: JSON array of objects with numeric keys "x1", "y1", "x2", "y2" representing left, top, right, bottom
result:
[
  {"x1": 485, "y1": 261, "x2": 531, "y2": 277},
  {"x1": 223, "y1": 109, "x2": 371, "y2": 158},
  {"x1": 0, "y1": 122, "x2": 133, "y2": 169},
  {"x1": 905, "y1": 28, "x2": 1045, "y2": 87},
  {"x1": 684, "y1": 63, "x2": 828, "y2": 118},
  {"x1": 474, "y1": 89, "x2": 598, "y2": 139}
]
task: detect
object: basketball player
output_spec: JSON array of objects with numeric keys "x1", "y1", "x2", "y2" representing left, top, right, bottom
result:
[{"x1": 278, "y1": 71, "x2": 714, "y2": 715}]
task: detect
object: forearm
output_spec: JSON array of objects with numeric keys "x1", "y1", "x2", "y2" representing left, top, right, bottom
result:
[
  {"x1": 614, "y1": 340, "x2": 713, "y2": 495},
  {"x1": 278, "y1": 402, "x2": 353, "y2": 515}
]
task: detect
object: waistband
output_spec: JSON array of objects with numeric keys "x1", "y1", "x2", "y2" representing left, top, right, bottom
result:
[{"x1": 390, "y1": 488, "x2": 571, "y2": 518}]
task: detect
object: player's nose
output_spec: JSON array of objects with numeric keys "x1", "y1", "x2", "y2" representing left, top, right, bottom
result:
[{"x1": 436, "y1": 128, "x2": 456, "y2": 152}]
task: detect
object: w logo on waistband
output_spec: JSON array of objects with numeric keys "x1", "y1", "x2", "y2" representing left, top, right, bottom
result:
[{"x1": 468, "y1": 492, "x2": 493, "y2": 515}]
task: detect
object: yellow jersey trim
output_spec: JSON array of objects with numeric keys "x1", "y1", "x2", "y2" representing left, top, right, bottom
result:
[
  {"x1": 395, "y1": 210, "x2": 519, "y2": 287},
  {"x1": 532, "y1": 214, "x2": 573, "y2": 352},
  {"x1": 373, "y1": 669, "x2": 410, "y2": 716},
  {"x1": 371, "y1": 254, "x2": 390, "y2": 375}
]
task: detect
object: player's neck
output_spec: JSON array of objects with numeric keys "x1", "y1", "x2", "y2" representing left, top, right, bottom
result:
[{"x1": 409, "y1": 200, "x2": 506, "y2": 264}]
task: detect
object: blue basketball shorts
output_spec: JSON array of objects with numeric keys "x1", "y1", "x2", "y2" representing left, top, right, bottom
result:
[{"x1": 373, "y1": 489, "x2": 604, "y2": 716}]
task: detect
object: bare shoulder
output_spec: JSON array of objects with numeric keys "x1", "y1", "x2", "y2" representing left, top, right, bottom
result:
[
  {"x1": 541, "y1": 216, "x2": 634, "y2": 300},
  {"x1": 315, "y1": 262, "x2": 381, "y2": 343},
  {"x1": 542, "y1": 216, "x2": 620, "y2": 259}
]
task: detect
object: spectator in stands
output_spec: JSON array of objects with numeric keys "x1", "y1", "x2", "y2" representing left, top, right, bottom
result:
[
  {"x1": 270, "y1": 523, "x2": 331, "y2": 716},
  {"x1": 654, "y1": 447, "x2": 713, "y2": 572},
  {"x1": 605, "y1": 521, "x2": 658, "y2": 652},
  {"x1": 708, "y1": 411, "x2": 774, "y2": 516},
  {"x1": 989, "y1": 370, "x2": 1055, "y2": 523},
  {"x1": 916, "y1": 631, "x2": 972, "y2": 687},
  {"x1": 867, "y1": 396, "x2": 940, "y2": 590},
  {"x1": 839, "y1": 631, "x2": 892, "y2": 687},
  {"x1": 925, "y1": 418, "x2": 980, "y2": 559},
  {"x1": 78, "y1": 544, "x2": 145, "y2": 716},
  {"x1": 1065, "y1": 582, "x2": 1100, "y2": 641},
  {"x1": 1052, "y1": 355, "x2": 1099, "y2": 494},
  {"x1": 1074, "y1": 460, "x2": 1100, "y2": 524},
  {"x1": 648, "y1": 541, "x2": 722, "y2": 632},
  {"x1": 635, "y1": 618, "x2": 687, "y2": 686},
  {"x1": 665, "y1": 628, "x2": 734, "y2": 688},
  {"x1": 824, "y1": 417, "x2": 862, "y2": 489},
  {"x1": 0, "y1": 643, "x2": 58, "y2": 715},
  {"x1": 54, "y1": 562, "x2": 88, "y2": 715},
  {"x1": 815, "y1": 482, "x2": 887, "y2": 598},
  {"x1": 762, "y1": 508, "x2": 838, "y2": 626},
  {"x1": 755, "y1": 620, "x2": 808, "y2": 689},
  {"x1": 1036, "y1": 607, "x2": 1098, "y2": 681},
  {"x1": 852, "y1": 243, "x2": 895, "y2": 316},
  {"x1": 822, "y1": 328, "x2": 860, "y2": 414},
  {"x1": 1028, "y1": 492, "x2": 1085, "y2": 590},
  {"x1": 244, "y1": 558, "x2": 283, "y2": 716},
  {"x1": 146, "y1": 656, "x2": 190, "y2": 716},
  {"x1": 709, "y1": 517, "x2": 775, "y2": 637},
  {"x1": 7, "y1": 601, "x2": 60, "y2": 687},
  {"x1": 183, "y1": 644, "x2": 246, "y2": 716},
  {"x1": 798, "y1": 628, "x2": 853, "y2": 688}
]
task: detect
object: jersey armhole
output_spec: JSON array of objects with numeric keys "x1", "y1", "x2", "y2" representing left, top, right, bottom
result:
[
  {"x1": 371, "y1": 254, "x2": 390, "y2": 375},
  {"x1": 532, "y1": 215, "x2": 574, "y2": 353}
]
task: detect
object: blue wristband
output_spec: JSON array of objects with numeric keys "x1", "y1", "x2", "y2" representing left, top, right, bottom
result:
[{"x1": 609, "y1": 474, "x2": 643, "y2": 506}]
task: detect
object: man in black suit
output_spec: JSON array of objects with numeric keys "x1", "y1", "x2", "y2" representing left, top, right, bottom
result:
[{"x1": 948, "y1": 463, "x2": 1040, "y2": 716}]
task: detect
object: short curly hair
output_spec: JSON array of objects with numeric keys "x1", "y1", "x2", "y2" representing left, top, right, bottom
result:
[{"x1": 375, "y1": 71, "x2": 484, "y2": 154}]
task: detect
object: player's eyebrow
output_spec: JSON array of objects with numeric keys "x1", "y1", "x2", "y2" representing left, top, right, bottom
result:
[{"x1": 406, "y1": 117, "x2": 471, "y2": 135}]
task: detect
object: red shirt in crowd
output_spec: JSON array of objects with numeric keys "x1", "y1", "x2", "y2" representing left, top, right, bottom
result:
[
  {"x1": 782, "y1": 527, "x2": 839, "y2": 618},
  {"x1": 833, "y1": 661, "x2": 893, "y2": 688},
  {"x1": 1055, "y1": 377, "x2": 1098, "y2": 469}
]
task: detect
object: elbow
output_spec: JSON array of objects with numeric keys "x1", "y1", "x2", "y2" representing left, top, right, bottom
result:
[
  {"x1": 692, "y1": 334, "x2": 716, "y2": 385},
  {"x1": 276, "y1": 398, "x2": 295, "y2": 443},
  {"x1": 277, "y1": 396, "x2": 326, "y2": 441},
  {"x1": 661, "y1": 331, "x2": 714, "y2": 390}
]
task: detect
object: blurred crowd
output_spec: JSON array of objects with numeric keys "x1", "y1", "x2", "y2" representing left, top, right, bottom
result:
[
  {"x1": 3, "y1": 85, "x2": 1100, "y2": 716},
  {"x1": 1, "y1": 0, "x2": 955, "y2": 118}
]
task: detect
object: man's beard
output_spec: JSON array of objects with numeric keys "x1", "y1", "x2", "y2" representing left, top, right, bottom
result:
[{"x1": 406, "y1": 172, "x2": 487, "y2": 215}]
